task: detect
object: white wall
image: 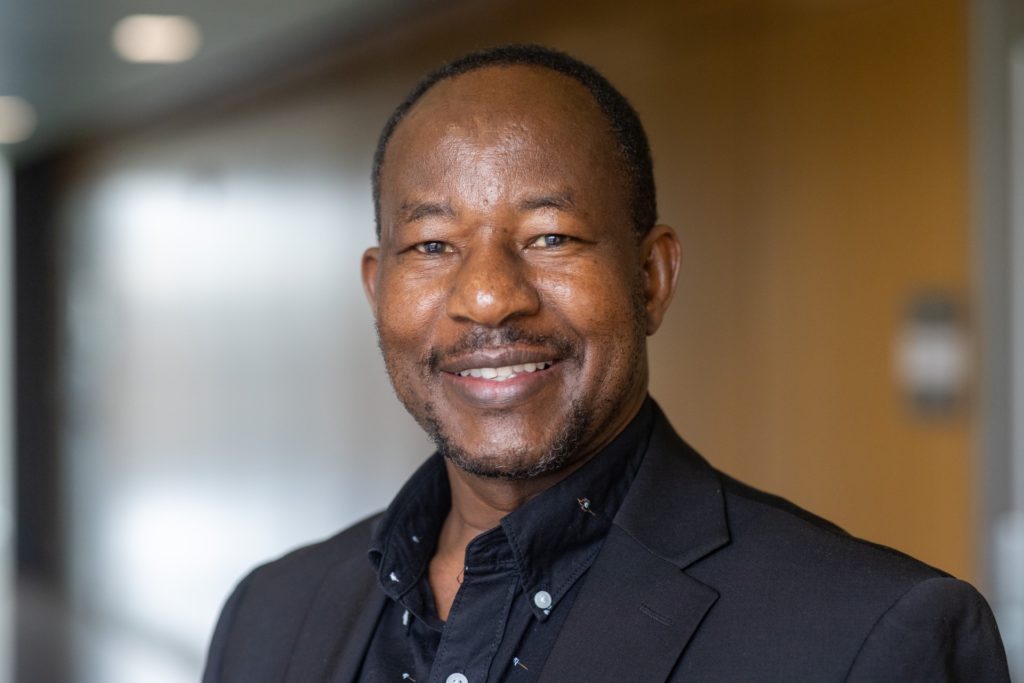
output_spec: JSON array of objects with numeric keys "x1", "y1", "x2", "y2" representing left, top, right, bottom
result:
[{"x1": 59, "y1": 89, "x2": 431, "y2": 681}]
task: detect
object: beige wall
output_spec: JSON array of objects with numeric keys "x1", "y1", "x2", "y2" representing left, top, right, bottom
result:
[{"x1": 649, "y1": 0, "x2": 973, "y2": 580}]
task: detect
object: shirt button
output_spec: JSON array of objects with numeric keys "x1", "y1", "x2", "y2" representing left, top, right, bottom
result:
[
  {"x1": 446, "y1": 674, "x2": 468, "y2": 683},
  {"x1": 533, "y1": 590, "x2": 553, "y2": 609}
]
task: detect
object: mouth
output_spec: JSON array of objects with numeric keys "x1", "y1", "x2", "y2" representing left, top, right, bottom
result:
[
  {"x1": 454, "y1": 360, "x2": 555, "y2": 381},
  {"x1": 437, "y1": 346, "x2": 563, "y2": 376},
  {"x1": 435, "y1": 347, "x2": 566, "y2": 407}
]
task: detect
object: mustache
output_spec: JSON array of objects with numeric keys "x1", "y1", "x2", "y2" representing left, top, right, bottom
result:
[{"x1": 426, "y1": 326, "x2": 577, "y2": 371}]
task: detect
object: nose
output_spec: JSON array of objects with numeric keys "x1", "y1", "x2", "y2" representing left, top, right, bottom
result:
[{"x1": 446, "y1": 243, "x2": 540, "y2": 327}]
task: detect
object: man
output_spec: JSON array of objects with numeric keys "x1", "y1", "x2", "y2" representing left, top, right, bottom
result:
[{"x1": 204, "y1": 45, "x2": 1009, "y2": 682}]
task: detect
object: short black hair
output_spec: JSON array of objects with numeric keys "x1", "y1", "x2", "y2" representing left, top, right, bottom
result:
[{"x1": 371, "y1": 43, "x2": 657, "y2": 238}]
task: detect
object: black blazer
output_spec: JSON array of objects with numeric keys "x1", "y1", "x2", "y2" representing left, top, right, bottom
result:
[{"x1": 203, "y1": 405, "x2": 1009, "y2": 681}]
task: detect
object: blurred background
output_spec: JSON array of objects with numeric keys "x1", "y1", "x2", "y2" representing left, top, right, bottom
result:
[{"x1": 1, "y1": 0, "x2": 1023, "y2": 680}]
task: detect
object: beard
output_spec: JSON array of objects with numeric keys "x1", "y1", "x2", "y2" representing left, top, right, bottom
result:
[{"x1": 423, "y1": 397, "x2": 591, "y2": 480}]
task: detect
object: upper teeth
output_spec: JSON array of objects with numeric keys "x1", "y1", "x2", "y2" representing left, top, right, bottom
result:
[{"x1": 458, "y1": 361, "x2": 552, "y2": 380}]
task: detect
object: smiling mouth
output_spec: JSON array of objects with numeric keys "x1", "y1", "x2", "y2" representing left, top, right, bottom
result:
[{"x1": 455, "y1": 361, "x2": 555, "y2": 381}]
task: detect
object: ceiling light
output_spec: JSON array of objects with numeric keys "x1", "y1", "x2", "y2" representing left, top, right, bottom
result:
[
  {"x1": 112, "y1": 15, "x2": 201, "y2": 64},
  {"x1": 0, "y1": 96, "x2": 37, "y2": 144}
]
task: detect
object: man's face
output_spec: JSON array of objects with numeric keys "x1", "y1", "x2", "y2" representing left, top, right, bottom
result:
[{"x1": 363, "y1": 65, "x2": 677, "y2": 479}]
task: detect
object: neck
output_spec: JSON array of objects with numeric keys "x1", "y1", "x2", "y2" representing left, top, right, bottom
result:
[{"x1": 438, "y1": 461, "x2": 578, "y2": 551}]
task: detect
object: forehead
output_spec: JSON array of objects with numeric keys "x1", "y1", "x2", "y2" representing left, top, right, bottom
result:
[
  {"x1": 401, "y1": 64, "x2": 609, "y2": 139},
  {"x1": 379, "y1": 65, "x2": 625, "y2": 219}
]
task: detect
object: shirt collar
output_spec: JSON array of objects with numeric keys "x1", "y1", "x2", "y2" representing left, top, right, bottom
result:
[
  {"x1": 500, "y1": 398, "x2": 653, "y2": 619},
  {"x1": 368, "y1": 450, "x2": 449, "y2": 608},
  {"x1": 369, "y1": 397, "x2": 655, "y2": 621}
]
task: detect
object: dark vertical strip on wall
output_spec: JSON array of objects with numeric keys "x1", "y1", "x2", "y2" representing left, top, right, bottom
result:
[
  {"x1": 13, "y1": 157, "x2": 63, "y2": 585},
  {"x1": 13, "y1": 156, "x2": 73, "y2": 683}
]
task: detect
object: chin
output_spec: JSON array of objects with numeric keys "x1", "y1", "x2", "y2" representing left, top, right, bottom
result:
[
  {"x1": 425, "y1": 399, "x2": 591, "y2": 481},
  {"x1": 442, "y1": 446, "x2": 571, "y2": 481}
]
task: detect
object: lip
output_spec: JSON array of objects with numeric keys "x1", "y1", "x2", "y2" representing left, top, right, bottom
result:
[
  {"x1": 437, "y1": 346, "x2": 564, "y2": 374},
  {"x1": 442, "y1": 363, "x2": 561, "y2": 408},
  {"x1": 439, "y1": 353, "x2": 564, "y2": 409}
]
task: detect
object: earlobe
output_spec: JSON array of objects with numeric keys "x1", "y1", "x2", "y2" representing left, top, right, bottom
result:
[
  {"x1": 361, "y1": 247, "x2": 381, "y2": 315},
  {"x1": 641, "y1": 224, "x2": 681, "y2": 335}
]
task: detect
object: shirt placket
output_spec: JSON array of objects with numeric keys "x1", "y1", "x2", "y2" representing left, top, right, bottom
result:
[{"x1": 428, "y1": 552, "x2": 519, "y2": 683}]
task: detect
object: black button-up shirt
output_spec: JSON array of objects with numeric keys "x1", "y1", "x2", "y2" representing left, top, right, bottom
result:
[{"x1": 357, "y1": 399, "x2": 654, "y2": 683}]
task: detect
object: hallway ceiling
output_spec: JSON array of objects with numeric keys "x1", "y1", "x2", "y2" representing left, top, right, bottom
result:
[{"x1": 0, "y1": 0, "x2": 429, "y2": 163}]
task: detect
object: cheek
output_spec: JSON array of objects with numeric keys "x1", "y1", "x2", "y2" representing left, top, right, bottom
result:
[
  {"x1": 376, "y1": 269, "x2": 448, "y2": 346},
  {"x1": 538, "y1": 260, "x2": 639, "y2": 337}
]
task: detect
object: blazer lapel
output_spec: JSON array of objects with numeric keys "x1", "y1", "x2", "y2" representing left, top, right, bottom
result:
[
  {"x1": 539, "y1": 526, "x2": 718, "y2": 682},
  {"x1": 284, "y1": 554, "x2": 386, "y2": 683},
  {"x1": 541, "y1": 403, "x2": 730, "y2": 682}
]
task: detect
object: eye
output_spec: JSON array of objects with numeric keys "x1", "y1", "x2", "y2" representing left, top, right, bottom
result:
[
  {"x1": 529, "y1": 234, "x2": 570, "y2": 248},
  {"x1": 414, "y1": 240, "x2": 451, "y2": 255}
]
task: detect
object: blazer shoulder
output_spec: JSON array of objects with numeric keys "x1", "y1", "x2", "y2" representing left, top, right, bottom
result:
[
  {"x1": 637, "y1": 408, "x2": 1006, "y2": 678},
  {"x1": 639, "y1": 404, "x2": 946, "y2": 587},
  {"x1": 672, "y1": 471, "x2": 1006, "y2": 679},
  {"x1": 717, "y1": 472, "x2": 948, "y2": 584},
  {"x1": 203, "y1": 512, "x2": 383, "y2": 682},
  {"x1": 247, "y1": 510, "x2": 384, "y2": 586},
  {"x1": 845, "y1": 576, "x2": 1010, "y2": 681}
]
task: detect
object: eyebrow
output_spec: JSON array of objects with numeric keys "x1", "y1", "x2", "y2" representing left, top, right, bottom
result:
[
  {"x1": 396, "y1": 191, "x2": 577, "y2": 225},
  {"x1": 516, "y1": 192, "x2": 577, "y2": 213},
  {"x1": 398, "y1": 201, "x2": 455, "y2": 224}
]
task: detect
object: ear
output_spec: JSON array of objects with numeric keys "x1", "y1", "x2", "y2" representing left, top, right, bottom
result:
[
  {"x1": 639, "y1": 224, "x2": 681, "y2": 335},
  {"x1": 361, "y1": 246, "x2": 381, "y2": 316}
]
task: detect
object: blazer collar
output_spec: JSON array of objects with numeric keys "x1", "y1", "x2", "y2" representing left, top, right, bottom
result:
[
  {"x1": 540, "y1": 401, "x2": 730, "y2": 681},
  {"x1": 614, "y1": 400, "x2": 730, "y2": 569}
]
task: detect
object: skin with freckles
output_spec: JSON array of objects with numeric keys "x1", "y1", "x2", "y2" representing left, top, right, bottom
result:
[{"x1": 361, "y1": 65, "x2": 681, "y2": 618}]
